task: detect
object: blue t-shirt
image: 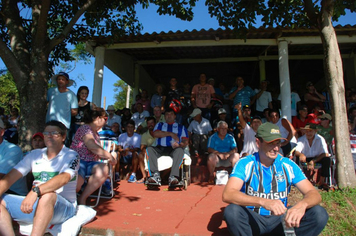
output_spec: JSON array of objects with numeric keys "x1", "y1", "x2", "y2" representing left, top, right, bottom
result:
[
  {"x1": 46, "y1": 87, "x2": 78, "y2": 129},
  {"x1": 229, "y1": 86, "x2": 256, "y2": 108},
  {"x1": 230, "y1": 153, "x2": 306, "y2": 216},
  {"x1": 207, "y1": 133, "x2": 236, "y2": 153}
]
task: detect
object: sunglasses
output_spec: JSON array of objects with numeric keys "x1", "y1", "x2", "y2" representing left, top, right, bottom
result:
[
  {"x1": 43, "y1": 131, "x2": 61, "y2": 137},
  {"x1": 102, "y1": 116, "x2": 108, "y2": 122}
]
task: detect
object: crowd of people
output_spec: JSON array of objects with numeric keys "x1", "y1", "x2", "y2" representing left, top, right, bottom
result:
[{"x1": 1, "y1": 71, "x2": 355, "y2": 235}]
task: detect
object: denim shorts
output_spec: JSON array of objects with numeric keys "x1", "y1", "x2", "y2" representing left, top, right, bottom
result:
[
  {"x1": 78, "y1": 160, "x2": 103, "y2": 178},
  {"x1": 2, "y1": 193, "x2": 76, "y2": 225}
]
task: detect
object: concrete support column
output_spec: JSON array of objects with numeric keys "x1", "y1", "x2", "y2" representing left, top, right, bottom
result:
[
  {"x1": 133, "y1": 64, "x2": 140, "y2": 99},
  {"x1": 92, "y1": 46, "x2": 105, "y2": 107},
  {"x1": 259, "y1": 59, "x2": 266, "y2": 82},
  {"x1": 278, "y1": 40, "x2": 292, "y2": 121}
]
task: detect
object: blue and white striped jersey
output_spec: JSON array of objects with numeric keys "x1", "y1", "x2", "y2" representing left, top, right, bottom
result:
[
  {"x1": 154, "y1": 122, "x2": 188, "y2": 147},
  {"x1": 230, "y1": 153, "x2": 306, "y2": 216}
]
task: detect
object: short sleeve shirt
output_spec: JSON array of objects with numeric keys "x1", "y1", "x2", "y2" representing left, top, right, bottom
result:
[
  {"x1": 46, "y1": 87, "x2": 78, "y2": 129},
  {"x1": 254, "y1": 89, "x2": 272, "y2": 112},
  {"x1": 230, "y1": 153, "x2": 306, "y2": 215},
  {"x1": 15, "y1": 147, "x2": 79, "y2": 204},
  {"x1": 118, "y1": 133, "x2": 141, "y2": 156},
  {"x1": 207, "y1": 133, "x2": 236, "y2": 153},
  {"x1": 240, "y1": 124, "x2": 258, "y2": 156},
  {"x1": 154, "y1": 122, "x2": 188, "y2": 147},
  {"x1": 70, "y1": 124, "x2": 101, "y2": 162},
  {"x1": 141, "y1": 131, "x2": 156, "y2": 147},
  {"x1": 295, "y1": 134, "x2": 329, "y2": 158},
  {"x1": 187, "y1": 117, "x2": 212, "y2": 135},
  {"x1": 191, "y1": 84, "x2": 215, "y2": 108},
  {"x1": 229, "y1": 86, "x2": 256, "y2": 107}
]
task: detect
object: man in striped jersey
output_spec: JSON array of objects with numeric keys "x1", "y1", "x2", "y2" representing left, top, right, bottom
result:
[
  {"x1": 223, "y1": 122, "x2": 328, "y2": 236},
  {"x1": 146, "y1": 108, "x2": 189, "y2": 187}
]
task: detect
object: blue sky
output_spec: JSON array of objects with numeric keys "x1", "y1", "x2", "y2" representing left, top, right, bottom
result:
[{"x1": 1, "y1": 1, "x2": 356, "y2": 108}]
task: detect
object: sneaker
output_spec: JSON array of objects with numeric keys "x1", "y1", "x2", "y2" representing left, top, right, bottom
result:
[
  {"x1": 168, "y1": 176, "x2": 179, "y2": 187},
  {"x1": 128, "y1": 174, "x2": 137, "y2": 183},
  {"x1": 115, "y1": 172, "x2": 120, "y2": 182}
]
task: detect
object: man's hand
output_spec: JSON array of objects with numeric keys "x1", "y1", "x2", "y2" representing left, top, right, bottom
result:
[
  {"x1": 284, "y1": 205, "x2": 307, "y2": 228},
  {"x1": 109, "y1": 155, "x2": 117, "y2": 165},
  {"x1": 170, "y1": 133, "x2": 179, "y2": 142},
  {"x1": 171, "y1": 141, "x2": 180, "y2": 149},
  {"x1": 261, "y1": 199, "x2": 287, "y2": 216},
  {"x1": 234, "y1": 102, "x2": 242, "y2": 111},
  {"x1": 307, "y1": 160, "x2": 314, "y2": 171},
  {"x1": 21, "y1": 191, "x2": 38, "y2": 214},
  {"x1": 299, "y1": 153, "x2": 306, "y2": 163}
]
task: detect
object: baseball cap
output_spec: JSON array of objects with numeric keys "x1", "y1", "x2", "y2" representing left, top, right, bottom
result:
[
  {"x1": 190, "y1": 108, "x2": 202, "y2": 117},
  {"x1": 306, "y1": 81, "x2": 314, "y2": 88},
  {"x1": 255, "y1": 123, "x2": 287, "y2": 143},
  {"x1": 218, "y1": 108, "x2": 227, "y2": 115},
  {"x1": 243, "y1": 105, "x2": 251, "y2": 110},
  {"x1": 51, "y1": 72, "x2": 74, "y2": 87},
  {"x1": 32, "y1": 132, "x2": 44, "y2": 140},
  {"x1": 207, "y1": 78, "x2": 215, "y2": 83}
]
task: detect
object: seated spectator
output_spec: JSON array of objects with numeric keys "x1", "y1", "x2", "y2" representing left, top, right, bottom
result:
[
  {"x1": 31, "y1": 132, "x2": 46, "y2": 150},
  {"x1": 269, "y1": 109, "x2": 297, "y2": 156},
  {"x1": 188, "y1": 108, "x2": 213, "y2": 165},
  {"x1": 131, "y1": 103, "x2": 150, "y2": 130},
  {"x1": 136, "y1": 89, "x2": 151, "y2": 112},
  {"x1": 164, "y1": 77, "x2": 184, "y2": 124},
  {"x1": 3, "y1": 119, "x2": 18, "y2": 144},
  {"x1": 295, "y1": 123, "x2": 331, "y2": 187},
  {"x1": 117, "y1": 120, "x2": 141, "y2": 183},
  {"x1": 98, "y1": 122, "x2": 120, "y2": 140},
  {"x1": 151, "y1": 84, "x2": 166, "y2": 110},
  {"x1": 307, "y1": 105, "x2": 324, "y2": 125},
  {"x1": 223, "y1": 122, "x2": 328, "y2": 236},
  {"x1": 212, "y1": 108, "x2": 233, "y2": 133},
  {"x1": 146, "y1": 108, "x2": 189, "y2": 187},
  {"x1": 207, "y1": 121, "x2": 239, "y2": 184},
  {"x1": 8, "y1": 107, "x2": 19, "y2": 128},
  {"x1": 317, "y1": 113, "x2": 333, "y2": 146},
  {"x1": 121, "y1": 108, "x2": 132, "y2": 133},
  {"x1": 235, "y1": 105, "x2": 252, "y2": 125},
  {"x1": 254, "y1": 80, "x2": 273, "y2": 117},
  {"x1": 131, "y1": 94, "x2": 141, "y2": 113},
  {"x1": 292, "y1": 105, "x2": 310, "y2": 138},
  {"x1": 235, "y1": 103, "x2": 262, "y2": 157},
  {"x1": 138, "y1": 117, "x2": 157, "y2": 183},
  {"x1": 278, "y1": 86, "x2": 301, "y2": 117},
  {"x1": 0, "y1": 120, "x2": 80, "y2": 235},
  {"x1": 106, "y1": 105, "x2": 122, "y2": 132},
  {"x1": 304, "y1": 81, "x2": 326, "y2": 113},
  {"x1": 137, "y1": 106, "x2": 165, "y2": 134},
  {"x1": 71, "y1": 108, "x2": 117, "y2": 205},
  {"x1": 0, "y1": 119, "x2": 28, "y2": 196},
  {"x1": 261, "y1": 108, "x2": 271, "y2": 123}
]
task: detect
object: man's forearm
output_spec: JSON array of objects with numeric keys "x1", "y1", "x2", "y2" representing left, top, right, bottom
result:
[{"x1": 37, "y1": 172, "x2": 71, "y2": 195}]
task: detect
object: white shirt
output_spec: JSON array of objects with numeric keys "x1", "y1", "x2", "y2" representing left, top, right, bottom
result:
[
  {"x1": 188, "y1": 117, "x2": 212, "y2": 135},
  {"x1": 254, "y1": 89, "x2": 272, "y2": 112},
  {"x1": 118, "y1": 132, "x2": 141, "y2": 156},
  {"x1": 296, "y1": 134, "x2": 329, "y2": 158},
  {"x1": 278, "y1": 92, "x2": 301, "y2": 117},
  {"x1": 131, "y1": 111, "x2": 150, "y2": 129},
  {"x1": 107, "y1": 114, "x2": 122, "y2": 131},
  {"x1": 240, "y1": 124, "x2": 258, "y2": 156}
]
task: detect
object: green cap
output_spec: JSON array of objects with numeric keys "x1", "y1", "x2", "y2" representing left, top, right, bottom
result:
[{"x1": 255, "y1": 123, "x2": 287, "y2": 143}]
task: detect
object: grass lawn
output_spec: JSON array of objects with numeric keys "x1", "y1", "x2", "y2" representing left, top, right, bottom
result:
[{"x1": 289, "y1": 187, "x2": 356, "y2": 236}]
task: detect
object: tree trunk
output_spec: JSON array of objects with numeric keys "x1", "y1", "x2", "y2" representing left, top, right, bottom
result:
[
  {"x1": 319, "y1": 1, "x2": 356, "y2": 188},
  {"x1": 16, "y1": 58, "x2": 48, "y2": 151}
]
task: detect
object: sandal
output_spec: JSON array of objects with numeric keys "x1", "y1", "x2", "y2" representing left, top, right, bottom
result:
[
  {"x1": 208, "y1": 176, "x2": 215, "y2": 185},
  {"x1": 136, "y1": 178, "x2": 145, "y2": 184}
]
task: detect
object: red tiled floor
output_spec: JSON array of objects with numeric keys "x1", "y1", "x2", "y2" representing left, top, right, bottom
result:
[{"x1": 81, "y1": 181, "x2": 229, "y2": 235}]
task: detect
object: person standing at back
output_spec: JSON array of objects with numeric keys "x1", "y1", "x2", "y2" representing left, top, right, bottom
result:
[{"x1": 46, "y1": 72, "x2": 78, "y2": 146}]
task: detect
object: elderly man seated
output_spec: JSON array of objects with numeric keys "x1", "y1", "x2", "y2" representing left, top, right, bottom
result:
[
  {"x1": 295, "y1": 123, "x2": 331, "y2": 188},
  {"x1": 207, "y1": 121, "x2": 239, "y2": 184},
  {"x1": 188, "y1": 108, "x2": 213, "y2": 165}
]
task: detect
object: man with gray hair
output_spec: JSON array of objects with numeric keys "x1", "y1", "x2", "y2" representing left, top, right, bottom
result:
[{"x1": 207, "y1": 121, "x2": 239, "y2": 184}]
